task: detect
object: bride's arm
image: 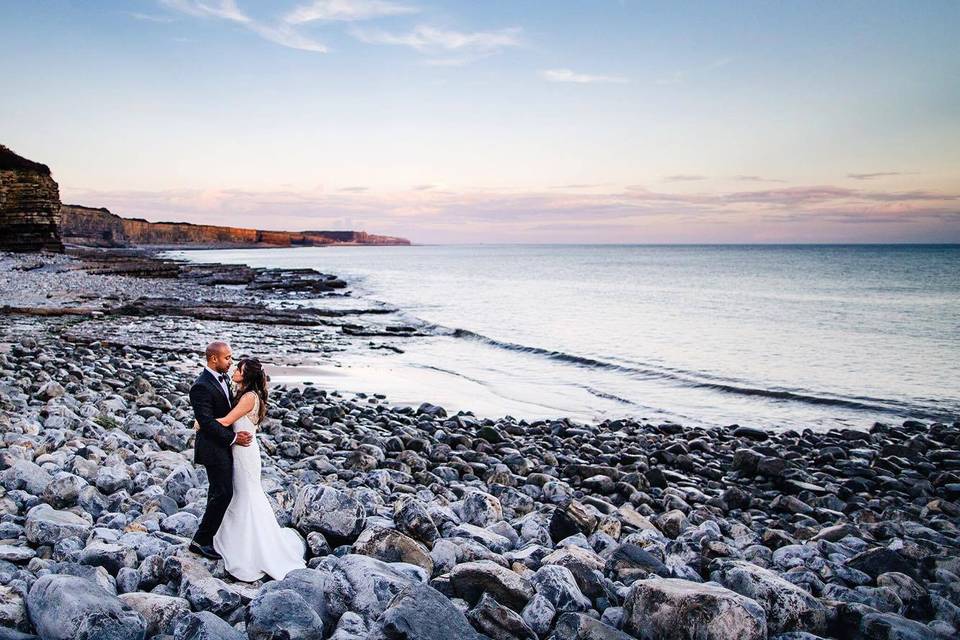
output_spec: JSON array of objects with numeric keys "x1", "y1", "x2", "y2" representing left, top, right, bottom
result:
[{"x1": 216, "y1": 392, "x2": 256, "y2": 427}]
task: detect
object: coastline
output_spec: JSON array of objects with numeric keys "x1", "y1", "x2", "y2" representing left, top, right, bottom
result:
[{"x1": 1, "y1": 248, "x2": 959, "y2": 638}]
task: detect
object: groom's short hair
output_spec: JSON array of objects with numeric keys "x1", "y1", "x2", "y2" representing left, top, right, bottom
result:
[{"x1": 205, "y1": 341, "x2": 230, "y2": 360}]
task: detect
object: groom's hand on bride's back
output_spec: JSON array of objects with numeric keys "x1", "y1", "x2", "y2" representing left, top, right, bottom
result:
[{"x1": 235, "y1": 431, "x2": 253, "y2": 447}]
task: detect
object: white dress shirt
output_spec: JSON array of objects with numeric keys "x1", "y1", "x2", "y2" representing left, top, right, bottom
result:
[{"x1": 204, "y1": 366, "x2": 237, "y2": 445}]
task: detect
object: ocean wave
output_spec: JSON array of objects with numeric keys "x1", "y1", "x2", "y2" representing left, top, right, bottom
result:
[{"x1": 448, "y1": 327, "x2": 941, "y2": 418}]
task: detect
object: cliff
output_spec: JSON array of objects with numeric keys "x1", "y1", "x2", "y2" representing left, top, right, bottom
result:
[
  {"x1": 0, "y1": 145, "x2": 64, "y2": 253},
  {"x1": 61, "y1": 205, "x2": 411, "y2": 248}
]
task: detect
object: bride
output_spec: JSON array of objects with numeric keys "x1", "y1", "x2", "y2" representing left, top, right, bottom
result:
[{"x1": 212, "y1": 357, "x2": 306, "y2": 581}]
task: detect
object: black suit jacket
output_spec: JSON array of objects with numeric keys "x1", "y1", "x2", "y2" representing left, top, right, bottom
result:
[{"x1": 191, "y1": 369, "x2": 235, "y2": 466}]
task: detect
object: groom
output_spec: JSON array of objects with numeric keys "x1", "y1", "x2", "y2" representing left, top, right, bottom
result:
[{"x1": 188, "y1": 341, "x2": 253, "y2": 560}]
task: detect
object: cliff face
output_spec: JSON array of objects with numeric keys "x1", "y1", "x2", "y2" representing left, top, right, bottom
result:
[
  {"x1": 61, "y1": 205, "x2": 411, "y2": 247},
  {"x1": 0, "y1": 146, "x2": 64, "y2": 253}
]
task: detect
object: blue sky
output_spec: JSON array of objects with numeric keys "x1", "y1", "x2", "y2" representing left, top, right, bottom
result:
[{"x1": 2, "y1": 0, "x2": 958, "y2": 242}]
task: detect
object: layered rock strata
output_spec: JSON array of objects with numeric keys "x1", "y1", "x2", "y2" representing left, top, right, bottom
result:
[
  {"x1": 61, "y1": 204, "x2": 410, "y2": 247},
  {"x1": 0, "y1": 145, "x2": 63, "y2": 253}
]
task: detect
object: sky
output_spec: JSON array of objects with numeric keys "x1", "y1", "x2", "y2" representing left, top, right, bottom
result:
[{"x1": 2, "y1": 0, "x2": 959, "y2": 243}]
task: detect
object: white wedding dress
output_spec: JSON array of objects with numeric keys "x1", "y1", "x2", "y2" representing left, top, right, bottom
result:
[{"x1": 213, "y1": 393, "x2": 306, "y2": 581}]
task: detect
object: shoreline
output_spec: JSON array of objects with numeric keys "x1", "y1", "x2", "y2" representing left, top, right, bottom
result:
[{"x1": 1, "y1": 248, "x2": 959, "y2": 639}]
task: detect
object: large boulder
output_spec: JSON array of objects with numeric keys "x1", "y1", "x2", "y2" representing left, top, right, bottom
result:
[
  {"x1": 467, "y1": 593, "x2": 537, "y2": 639},
  {"x1": 461, "y1": 491, "x2": 504, "y2": 528},
  {"x1": 26, "y1": 574, "x2": 146, "y2": 640},
  {"x1": 623, "y1": 578, "x2": 767, "y2": 640},
  {"x1": 354, "y1": 527, "x2": 434, "y2": 575},
  {"x1": 711, "y1": 560, "x2": 827, "y2": 635},
  {"x1": 552, "y1": 612, "x2": 635, "y2": 640},
  {"x1": 2, "y1": 460, "x2": 52, "y2": 496},
  {"x1": 174, "y1": 556, "x2": 242, "y2": 615},
  {"x1": 259, "y1": 567, "x2": 336, "y2": 630},
  {"x1": 530, "y1": 565, "x2": 591, "y2": 613},
  {"x1": 329, "y1": 554, "x2": 426, "y2": 623},
  {"x1": 246, "y1": 589, "x2": 325, "y2": 640},
  {"x1": 372, "y1": 583, "x2": 487, "y2": 640},
  {"x1": 293, "y1": 485, "x2": 366, "y2": 544},
  {"x1": 0, "y1": 585, "x2": 28, "y2": 632},
  {"x1": 848, "y1": 548, "x2": 921, "y2": 582},
  {"x1": 394, "y1": 496, "x2": 440, "y2": 546},
  {"x1": 24, "y1": 504, "x2": 91, "y2": 546},
  {"x1": 448, "y1": 560, "x2": 535, "y2": 611},
  {"x1": 118, "y1": 592, "x2": 191, "y2": 637},
  {"x1": 173, "y1": 611, "x2": 244, "y2": 640}
]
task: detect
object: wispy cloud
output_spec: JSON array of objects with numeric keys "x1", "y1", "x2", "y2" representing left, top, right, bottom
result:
[
  {"x1": 159, "y1": 0, "x2": 328, "y2": 52},
  {"x1": 848, "y1": 171, "x2": 902, "y2": 180},
  {"x1": 340, "y1": 186, "x2": 369, "y2": 192},
  {"x1": 351, "y1": 24, "x2": 522, "y2": 64},
  {"x1": 247, "y1": 22, "x2": 328, "y2": 52},
  {"x1": 285, "y1": 0, "x2": 418, "y2": 24},
  {"x1": 663, "y1": 174, "x2": 707, "y2": 182},
  {"x1": 126, "y1": 12, "x2": 177, "y2": 23},
  {"x1": 732, "y1": 175, "x2": 786, "y2": 183},
  {"x1": 160, "y1": 0, "x2": 249, "y2": 23},
  {"x1": 541, "y1": 69, "x2": 628, "y2": 84}
]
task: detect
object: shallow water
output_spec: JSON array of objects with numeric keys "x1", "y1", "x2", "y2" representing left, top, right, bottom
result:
[{"x1": 170, "y1": 244, "x2": 960, "y2": 429}]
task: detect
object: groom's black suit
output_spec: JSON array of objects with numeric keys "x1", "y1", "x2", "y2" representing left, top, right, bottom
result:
[{"x1": 190, "y1": 369, "x2": 235, "y2": 547}]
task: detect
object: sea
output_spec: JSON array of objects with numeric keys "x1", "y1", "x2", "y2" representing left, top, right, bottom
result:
[{"x1": 168, "y1": 244, "x2": 960, "y2": 431}]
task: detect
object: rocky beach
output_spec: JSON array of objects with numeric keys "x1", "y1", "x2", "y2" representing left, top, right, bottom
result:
[{"x1": 0, "y1": 249, "x2": 958, "y2": 640}]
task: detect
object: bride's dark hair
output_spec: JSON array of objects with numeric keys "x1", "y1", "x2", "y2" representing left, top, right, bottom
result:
[{"x1": 236, "y1": 358, "x2": 268, "y2": 423}]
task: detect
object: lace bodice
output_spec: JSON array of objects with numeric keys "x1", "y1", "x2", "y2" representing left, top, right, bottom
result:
[{"x1": 239, "y1": 392, "x2": 261, "y2": 430}]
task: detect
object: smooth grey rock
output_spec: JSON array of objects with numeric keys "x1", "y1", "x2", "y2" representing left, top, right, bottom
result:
[
  {"x1": 449, "y1": 560, "x2": 535, "y2": 611},
  {"x1": 259, "y1": 567, "x2": 335, "y2": 629},
  {"x1": 551, "y1": 612, "x2": 635, "y2": 640},
  {"x1": 246, "y1": 588, "x2": 325, "y2": 640},
  {"x1": 329, "y1": 611, "x2": 367, "y2": 640},
  {"x1": 175, "y1": 556, "x2": 241, "y2": 615},
  {"x1": 24, "y1": 504, "x2": 91, "y2": 546},
  {"x1": 293, "y1": 485, "x2": 366, "y2": 543},
  {"x1": 329, "y1": 554, "x2": 425, "y2": 623},
  {"x1": 859, "y1": 612, "x2": 947, "y2": 640},
  {"x1": 0, "y1": 545, "x2": 35, "y2": 564},
  {"x1": 467, "y1": 592, "x2": 537, "y2": 639},
  {"x1": 95, "y1": 465, "x2": 131, "y2": 494},
  {"x1": 25, "y1": 574, "x2": 146, "y2": 640},
  {"x1": 623, "y1": 578, "x2": 767, "y2": 640},
  {"x1": 521, "y1": 593, "x2": 556, "y2": 637},
  {"x1": 461, "y1": 491, "x2": 504, "y2": 528},
  {"x1": 2, "y1": 460, "x2": 52, "y2": 496},
  {"x1": 79, "y1": 541, "x2": 138, "y2": 575},
  {"x1": 173, "y1": 611, "x2": 244, "y2": 640},
  {"x1": 40, "y1": 473, "x2": 87, "y2": 508},
  {"x1": 119, "y1": 592, "x2": 191, "y2": 636},
  {"x1": 711, "y1": 559, "x2": 827, "y2": 635},
  {"x1": 394, "y1": 496, "x2": 440, "y2": 546},
  {"x1": 0, "y1": 585, "x2": 29, "y2": 632},
  {"x1": 849, "y1": 548, "x2": 921, "y2": 582},
  {"x1": 161, "y1": 511, "x2": 199, "y2": 537},
  {"x1": 373, "y1": 582, "x2": 487, "y2": 640},
  {"x1": 531, "y1": 565, "x2": 591, "y2": 613},
  {"x1": 116, "y1": 567, "x2": 141, "y2": 594},
  {"x1": 353, "y1": 526, "x2": 434, "y2": 574}
]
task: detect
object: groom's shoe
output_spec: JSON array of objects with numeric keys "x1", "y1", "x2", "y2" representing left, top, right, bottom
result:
[{"x1": 189, "y1": 541, "x2": 222, "y2": 560}]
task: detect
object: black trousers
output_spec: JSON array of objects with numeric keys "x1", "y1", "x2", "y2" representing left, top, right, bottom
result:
[{"x1": 192, "y1": 461, "x2": 233, "y2": 546}]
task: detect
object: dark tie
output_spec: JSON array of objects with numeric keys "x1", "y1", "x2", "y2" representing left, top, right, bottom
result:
[{"x1": 219, "y1": 374, "x2": 234, "y2": 405}]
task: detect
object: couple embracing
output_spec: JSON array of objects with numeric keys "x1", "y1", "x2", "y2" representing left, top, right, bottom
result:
[{"x1": 187, "y1": 341, "x2": 306, "y2": 581}]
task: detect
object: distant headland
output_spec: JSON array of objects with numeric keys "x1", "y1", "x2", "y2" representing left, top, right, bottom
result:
[{"x1": 0, "y1": 144, "x2": 410, "y2": 252}]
